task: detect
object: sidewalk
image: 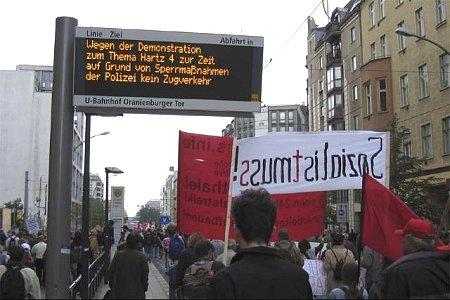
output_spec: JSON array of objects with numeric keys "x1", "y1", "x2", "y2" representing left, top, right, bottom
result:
[{"x1": 95, "y1": 262, "x2": 169, "y2": 299}]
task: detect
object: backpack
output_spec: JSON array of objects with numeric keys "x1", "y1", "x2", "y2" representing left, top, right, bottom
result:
[
  {"x1": 168, "y1": 235, "x2": 185, "y2": 261},
  {"x1": 330, "y1": 249, "x2": 348, "y2": 281},
  {"x1": 0, "y1": 264, "x2": 26, "y2": 299},
  {"x1": 181, "y1": 261, "x2": 214, "y2": 299}
]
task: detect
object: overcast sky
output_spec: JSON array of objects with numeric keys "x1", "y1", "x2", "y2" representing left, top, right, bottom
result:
[{"x1": 1, "y1": 0, "x2": 347, "y2": 216}]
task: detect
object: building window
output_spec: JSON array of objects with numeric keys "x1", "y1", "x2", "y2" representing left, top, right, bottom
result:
[
  {"x1": 353, "y1": 115, "x2": 359, "y2": 130},
  {"x1": 288, "y1": 111, "x2": 294, "y2": 124},
  {"x1": 369, "y1": 2, "x2": 376, "y2": 27},
  {"x1": 436, "y1": 0, "x2": 447, "y2": 24},
  {"x1": 400, "y1": 74, "x2": 409, "y2": 106},
  {"x1": 397, "y1": 21, "x2": 406, "y2": 51},
  {"x1": 351, "y1": 56, "x2": 357, "y2": 71},
  {"x1": 353, "y1": 84, "x2": 359, "y2": 101},
  {"x1": 34, "y1": 70, "x2": 53, "y2": 92},
  {"x1": 415, "y1": 8, "x2": 426, "y2": 37},
  {"x1": 421, "y1": 123, "x2": 433, "y2": 159},
  {"x1": 443, "y1": 117, "x2": 450, "y2": 154},
  {"x1": 309, "y1": 64, "x2": 312, "y2": 78},
  {"x1": 440, "y1": 54, "x2": 449, "y2": 88},
  {"x1": 350, "y1": 27, "x2": 356, "y2": 43},
  {"x1": 365, "y1": 83, "x2": 372, "y2": 115},
  {"x1": 380, "y1": 0, "x2": 385, "y2": 19},
  {"x1": 319, "y1": 55, "x2": 323, "y2": 69},
  {"x1": 403, "y1": 131, "x2": 412, "y2": 158},
  {"x1": 418, "y1": 64, "x2": 429, "y2": 98},
  {"x1": 319, "y1": 79, "x2": 324, "y2": 92},
  {"x1": 327, "y1": 94, "x2": 342, "y2": 118},
  {"x1": 379, "y1": 79, "x2": 387, "y2": 112},
  {"x1": 326, "y1": 66, "x2": 342, "y2": 91},
  {"x1": 279, "y1": 112, "x2": 286, "y2": 124},
  {"x1": 380, "y1": 35, "x2": 386, "y2": 57},
  {"x1": 370, "y1": 42, "x2": 376, "y2": 60},
  {"x1": 271, "y1": 112, "x2": 277, "y2": 126}
]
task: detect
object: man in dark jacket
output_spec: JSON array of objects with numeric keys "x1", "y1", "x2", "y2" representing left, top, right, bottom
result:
[
  {"x1": 210, "y1": 189, "x2": 313, "y2": 299},
  {"x1": 107, "y1": 232, "x2": 149, "y2": 299},
  {"x1": 372, "y1": 219, "x2": 450, "y2": 299}
]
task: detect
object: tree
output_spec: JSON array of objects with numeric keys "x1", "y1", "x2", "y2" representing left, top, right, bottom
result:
[
  {"x1": 136, "y1": 205, "x2": 159, "y2": 225},
  {"x1": 388, "y1": 116, "x2": 442, "y2": 224},
  {"x1": 4, "y1": 198, "x2": 25, "y2": 229},
  {"x1": 89, "y1": 198, "x2": 104, "y2": 228}
]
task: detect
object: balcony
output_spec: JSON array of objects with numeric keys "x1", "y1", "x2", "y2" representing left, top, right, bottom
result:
[
  {"x1": 326, "y1": 49, "x2": 342, "y2": 68},
  {"x1": 324, "y1": 21, "x2": 341, "y2": 41},
  {"x1": 327, "y1": 104, "x2": 344, "y2": 122}
]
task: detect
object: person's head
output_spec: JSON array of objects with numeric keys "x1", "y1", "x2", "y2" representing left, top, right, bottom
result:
[
  {"x1": 275, "y1": 240, "x2": 298, "y2": 265},
  {"x1": 298, "y1": 239, "x2": 311, "y2": 254},
  {"x1": 211, "y1": 240, "x2": 225, "y2": 259},
  {"x1": 278, "y1": 228, "x2": 289, "y2": 241},
  {"x1": 394, "y1": 219, "x2": 436, "y2": 255},
  {"x1": 232, "y1": 189, "x2": 276, "y2": 247},
  {"x1": 194, "y1": 240, "x2": 214, "y2": 261},
  {"x1": 187, "y1": 232, "x2": 205, "y2": 249},
  {"x1": 228, "y1": 239, "x2": 237, "y2": 251},
  {"x1": 166, "y1": 223, "x2": 177, "y2": 237},
  {"x1": 341, "y1": 262, "x2": 360, "y2": 298},
  {"x1": 126, "y1": 232, "x2": 141, "y2": 249},
  {"x1": 8, "y1": 245, "x2": 25, "y2": 263},
  {"x1": 122, "y1": 225, "x2": 129, "y2": 232},
  {"x1": 331, "y1": 232, "x2": 344, "y2": 246},
  {"x1": 342, "y1": 233, "x2": 349, "y2": 240}
]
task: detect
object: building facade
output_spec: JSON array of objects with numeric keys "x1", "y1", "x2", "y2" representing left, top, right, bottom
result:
[
  {"x1": 0, "y1": 65, "x2": 84, "y2": 226},
  {"x1": 89, "y1": 173, "x2": 104, "y2": 201},
  {"x1": 307, "y1": 0, "x2": 450, "y2": 228},
  {"x1": 222, "y1": 104, "x2": 308, "y2": 138},
  {"x1": 160, "y1": 171, "x2": 177, "y2": 223}
]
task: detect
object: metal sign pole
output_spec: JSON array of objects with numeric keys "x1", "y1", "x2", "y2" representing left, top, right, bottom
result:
[{"x1": 46, "y1": 16, "x2": 77, "y2": 299}]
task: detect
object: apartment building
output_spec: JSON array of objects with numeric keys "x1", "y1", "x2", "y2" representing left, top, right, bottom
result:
[
  {"x1": 222, "y1": 104, "x2": 308, "y2": 138},
  {"x1": 360, "y1": 0, "x2": 449, "y2": 188},
  {"x1": 89, "y1": 173, "x2": 104, "y2": 201}
]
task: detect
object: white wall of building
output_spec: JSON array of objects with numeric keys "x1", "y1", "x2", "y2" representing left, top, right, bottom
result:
[{"x1": 0, "y1": 65, "x2": 83, "y2": 222}]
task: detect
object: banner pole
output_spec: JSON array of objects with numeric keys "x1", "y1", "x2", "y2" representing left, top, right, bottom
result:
[
  {"x1": 357, "y1": 170, "x2": 368, "y2": 279},
  {"x1": 223, "y1": 137, "x2": 237, "y2": 266}
]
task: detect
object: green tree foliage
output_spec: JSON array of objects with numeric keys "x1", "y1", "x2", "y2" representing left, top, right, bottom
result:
[
  {"x1": 136, "y1": 205, "x2": 159, "y2": 224},
  {"x1": 388, "y1": 116, "x2": 441, "y2": 224},
  {"x1": 89, "y1": 198, "x2": 105, "y2": 228},
  {"x1": 4, "y1": 198, "x2": 25, "y2": 229}
]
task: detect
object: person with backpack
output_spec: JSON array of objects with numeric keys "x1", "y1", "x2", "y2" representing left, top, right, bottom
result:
[
  {"x1": 328, "y1": 262, "x2": 368, "y2": 299},
  {"x1": 321, "y1": 232, "x2": 355, "y2": 294},
  {"x1": 0, "y1": 245, "x2": 41, "y2": 299},
  {"x1": 179, "y1": 240, "x2": 224, "y2": 299},
  {"x1": 167, "y1": 223, "x2": 185, "y2": 262},
  {"x1": 175, "y1": 232, "x2": 205, "y2": 289}
]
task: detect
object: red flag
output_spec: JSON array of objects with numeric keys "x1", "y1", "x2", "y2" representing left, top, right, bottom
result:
[{"x1": 362, "y1": 174, "x2": 420, "y2": 261}]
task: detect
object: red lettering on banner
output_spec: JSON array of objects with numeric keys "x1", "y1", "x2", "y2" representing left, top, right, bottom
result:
[{"x1": 177, "y1": 131, "x2": 234, "y2": 239}]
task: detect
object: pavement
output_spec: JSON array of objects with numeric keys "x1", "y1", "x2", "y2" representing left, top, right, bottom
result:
[{"x1": 95, "y1": 260, "x2": 169, "y2": 299}]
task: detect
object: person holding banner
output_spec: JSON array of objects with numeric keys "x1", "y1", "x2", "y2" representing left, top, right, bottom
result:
[{"x1": 210, "y1": 189, "x2": 312, "y2": 299}]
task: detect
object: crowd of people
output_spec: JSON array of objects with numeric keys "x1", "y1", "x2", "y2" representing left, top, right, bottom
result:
[
  {"x1": 0, "y1": 187, "x2": 448, "y2": 299},
  {"x1": 104, "y1": 188, "x2": 450, "y2": 299},
  {"x1": 0, "y1": 229, "x2": 47, "y2": 298}
]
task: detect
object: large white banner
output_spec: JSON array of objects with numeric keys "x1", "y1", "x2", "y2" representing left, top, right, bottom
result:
[{"x1": 231, "y1": 131, "x2": 387, "y2": 196}]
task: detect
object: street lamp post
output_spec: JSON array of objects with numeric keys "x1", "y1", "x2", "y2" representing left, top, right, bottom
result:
[
  {"x1": 395, "y1": 28, "x2": 450, "y2": 55},
  {"x1": 104, "y1": 166, "x2": 123, "y2": 283},
  {"x1": 73, "y1": 131, "x2": 110, "y2": 152}
]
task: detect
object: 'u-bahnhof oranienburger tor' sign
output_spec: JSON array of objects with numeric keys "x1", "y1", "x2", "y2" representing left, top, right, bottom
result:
[{"x1": 73, "y1": 27, "x2": 263, "y2": 116}]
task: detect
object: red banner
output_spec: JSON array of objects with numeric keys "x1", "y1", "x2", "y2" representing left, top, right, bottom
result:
[
  {"x1": 272, "y1": 192, "x2": 326, "y2": 241},
  {"x1": 177, "y1": 131, "x2": 326, "y2": 241},
  {"x1": 177, "y1": 131, "x2": 234, "y2": 240}
]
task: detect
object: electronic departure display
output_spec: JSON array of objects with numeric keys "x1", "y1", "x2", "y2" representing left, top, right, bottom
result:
[{"x1": 73, "y1": 27, "x2": 263, "y2": 116}]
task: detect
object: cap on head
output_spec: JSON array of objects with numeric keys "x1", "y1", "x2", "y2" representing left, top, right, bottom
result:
[{"x1": 394, "y1": 219, "x2": 434, "y2": 239}]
